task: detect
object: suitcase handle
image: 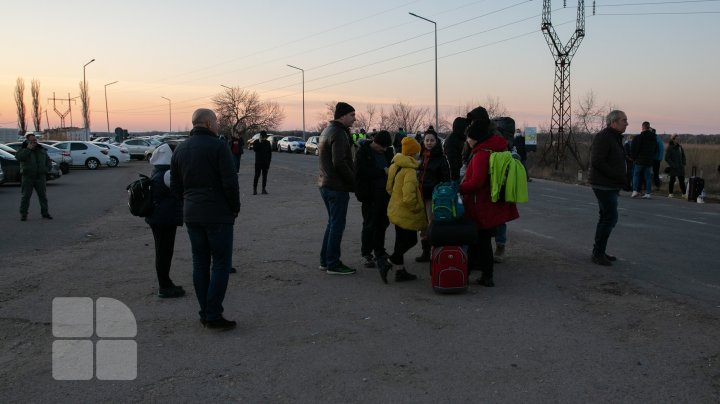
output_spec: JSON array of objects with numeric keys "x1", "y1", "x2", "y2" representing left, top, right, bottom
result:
[{"x1": 692, "y1": 166, "x2": 697, "y2": 177}]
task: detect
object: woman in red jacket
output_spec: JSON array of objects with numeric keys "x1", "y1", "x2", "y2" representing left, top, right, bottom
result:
[{"x1": 459, "y1": 107, "x2": 519, "y2": 287}]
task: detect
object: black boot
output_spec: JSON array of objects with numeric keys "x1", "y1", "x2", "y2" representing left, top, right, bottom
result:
[
  {"x1": 395, "y1": 269, "x2": 417, "y2": 282},
  {"x1": 415, "y1": 240, "x2": 431, "y2": 263}
]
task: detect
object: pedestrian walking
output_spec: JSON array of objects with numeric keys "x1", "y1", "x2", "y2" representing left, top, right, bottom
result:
[
  {"x1": 253, "y1": 130, "x2": 272, "y2": 195},
  {"x1": 230, "y1": 133, "x2": 244, "y2": 173},
  {"x1": 630, "y1": 121, "x2": 657, "y2": 199}
]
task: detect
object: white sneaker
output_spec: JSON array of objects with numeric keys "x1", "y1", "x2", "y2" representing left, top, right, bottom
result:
[
  {"x1": 642, "y1": 194, "x2": 652, "y2": 199},
  {"x1": 682, "y1": 194, "x2": 688, "y2": 199},
  {"x1": 667, "y1": 193, "x2": 674, "y2": 198},
  {"x1": 631, "y1": 191, "x2": 639, "y2": 198},
  {"x1": 697, "y1": 197, "x2": 705, "y2": 204}
]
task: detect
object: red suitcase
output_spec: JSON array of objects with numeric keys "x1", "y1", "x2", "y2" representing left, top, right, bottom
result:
[{"x1": 431, "y1": 246, "x2": 468, "y2": 293}]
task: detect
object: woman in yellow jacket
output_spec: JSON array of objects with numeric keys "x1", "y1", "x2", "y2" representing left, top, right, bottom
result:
[{"x1": 379, "y1": 137, "x2": 427, "y2": 284}]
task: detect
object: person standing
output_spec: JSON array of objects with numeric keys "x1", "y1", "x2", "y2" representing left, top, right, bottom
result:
[
  {"x1": 665, "y1": 134, "x2": 687, "y2": 198},
  {"x1": 146, "y1": 143, "x2": 185, "y2": 298},
  {"x1": 415, "y1": 128, "x2": 450, "y2": 263},
  {"x1": 630, "y1": 121, "x2": 657, "y2": 199},
  {"x1": 318, "y1": 102, "x2": 357, "y2": 275},
  {"x1": 253, "y1": 130, "x2": 272, "y2": 195},
  {"x1": 443, "y1": 117, "x2": 469, "y2": 180},
  {"x1": 514, "y1": 128, "x2": 531, "y2": 182},
  {"x1": 588, "y1": 110, "x2": 629, "y2": 266},
  {"x1": 230, "y1": 133, "x2": 244, "y2": 173},
  {"x1": 460, "y1": 107, "x2": 519, "y2": 287},
  {"x1": 171, "y1": 108, "x2": 240, "y2": 330},
  {"x1": 393, "y1": 127, "x2": 406, "y2": 153},
  {"x1": 354, "y1": 131, "x2": 393, "y2": 269},
  {"x1": 16, "y1": 133, "x2": 52, "y2": 221},
  {"x1": 380, "y1": 137, "x2": 426, "y2": 284}
]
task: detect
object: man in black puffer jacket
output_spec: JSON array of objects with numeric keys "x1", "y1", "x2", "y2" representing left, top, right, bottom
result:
[
  {"x1": 630, "y1": 121, "x2": 657, "y2": 198},
  {"x1": 354, "y1": 131, "x2": 394, "y2": 269},
  {"x1": 171, "y1": 108, "x2": 240, "y2": 331},
  {"x1": 443, "y1": 117, "x2": 469, "y2": 180}
]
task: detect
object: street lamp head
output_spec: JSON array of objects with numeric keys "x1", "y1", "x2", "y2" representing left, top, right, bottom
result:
[{"x1": 105, "y1": 81, "x2": 118, "y2": 87}]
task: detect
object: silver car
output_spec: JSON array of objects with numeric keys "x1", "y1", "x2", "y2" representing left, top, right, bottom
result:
[{"x1": 4, "y1": 142, "x2": 72, "y2": 174}]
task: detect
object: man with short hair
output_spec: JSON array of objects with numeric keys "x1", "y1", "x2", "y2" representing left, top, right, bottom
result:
[
  {"x1": 318, "y1": 102, "x2": 357, "y2": 275},
  {"x1": 171, "y1": 108, "x2": 240, "y2": 330},
  {"x1": 588, "y1": 110, "x2": 628, "y2": 266},
  {"x1": 630, "y1": 121, "x2": 657, "y2": 199},
  {"x1": 16, "y1": 133, "x2": 52, "y2": 221}
]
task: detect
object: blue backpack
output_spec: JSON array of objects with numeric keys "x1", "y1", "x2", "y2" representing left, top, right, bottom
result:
[{"x1": 432, "y1": 181, "x2": 464, "y2": 222}]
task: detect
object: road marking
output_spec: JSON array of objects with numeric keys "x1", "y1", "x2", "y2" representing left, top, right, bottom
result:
[
  {"x1": 654, "y1": 214, "x2": 707, "y2": 225},
  {"x1": 540, "y1": 194, "x2": 568, "y2": 200},
  {"x1": 522, "y1": 229, "x2": 556, "y2": 239}
]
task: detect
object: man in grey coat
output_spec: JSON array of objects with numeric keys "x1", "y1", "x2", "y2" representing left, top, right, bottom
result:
[{"x1": 171, "y1": 108, "x2": 240, "y2": 330}]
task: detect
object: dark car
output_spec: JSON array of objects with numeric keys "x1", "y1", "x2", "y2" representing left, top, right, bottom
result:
[
  {"x1": 266, "y1": 135, "x2": 284, "y2": 151},
  {"x1": 0, "y1": 149, "x2": 21, "y2": 184},
  {"x1": 304, "y1": 136, "x2": 319, "y2": 156},
  {"x1": 6, "y1": 142, "x2": 72, "y2": 174}
]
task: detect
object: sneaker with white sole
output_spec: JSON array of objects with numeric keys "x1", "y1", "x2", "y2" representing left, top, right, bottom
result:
[
  {"x1": 326, "y1": 263, "x2": 356, "y2": 275},
  {"x1": 667, "y1": 193, "x2": 674, "y2": 198},
  {"x1": 361, "y1": 255, "x2": 376, "y2": 268},
  {"x1": 642, "y1": 193, "x2": 652, "y2": 199},
  {"x1": 631, "y1": 191, "x2": 639, "y2": 198}
]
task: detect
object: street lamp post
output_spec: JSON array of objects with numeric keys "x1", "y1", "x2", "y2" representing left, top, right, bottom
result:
[
  {"x1": 287, "y1": 64, "x2": 305, "y2": 140},
  {"x1": 104, "y1": 81, "x2": 118, "y2": 135},
  {"x1": 161, "y1": 96, "x2": 171, "y2": 133},
  {"x1": 83, "y1": 58, "x2": 95, "y2": 140},
  {"x1": 409, "y1": 12, "x2": 438, "y2": 131}
]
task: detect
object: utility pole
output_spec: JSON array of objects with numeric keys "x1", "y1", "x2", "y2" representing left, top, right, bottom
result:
[
  {"x1": 48, "y1": 92, "x2": 75, "y2": 128},
  {"x1": 540, "y1": 1, "x2": 591, "y2": 170}
]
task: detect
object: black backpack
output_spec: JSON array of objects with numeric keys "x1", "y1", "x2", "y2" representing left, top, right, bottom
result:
[{"x1": 126, "y1": 174, "x2": 153, "y2": 217}]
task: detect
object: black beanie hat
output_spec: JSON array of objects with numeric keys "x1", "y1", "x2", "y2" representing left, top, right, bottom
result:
[
  {"x1": 334, "y1": 102, "x2": 355, "y2": 119},
  {"x1": 373, "y1": 130, "x2": 392, "y2": 148},
  {"x1": 466, "y1": 106, "x2": 492, "y2": 142},
  {"x1": 452, "y1": 117, "x2": 469, "y2": 136}
]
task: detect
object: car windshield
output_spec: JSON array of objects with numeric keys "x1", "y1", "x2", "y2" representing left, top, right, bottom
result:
[
  {"x1": 148, "y1": 138, "x2": 162, "y2": 146},
  {"x1": 287, "y1": 137, "x2": 303, "y2": 142}
]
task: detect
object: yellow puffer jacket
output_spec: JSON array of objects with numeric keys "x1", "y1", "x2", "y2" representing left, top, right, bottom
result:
[{"x1": 386, "y1": 154, "x2": 427, "y2": 231}]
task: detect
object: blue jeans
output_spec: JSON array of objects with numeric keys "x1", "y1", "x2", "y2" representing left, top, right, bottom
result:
[
  {"x1": 186, "y1": 223, "x2": 234, "y2": 321},
  {"x1": 319, "y1": 187, "x2": 349, "y2": 269},
  {"x1": 495, "y1": 223, "x2": 507, "y2": 245},
  {"x1": 592, "y1": 188, "x2": 619, "y2": 257},
  {"x1": 632, "y1": 164, "x2": 653, "y2": 193}
]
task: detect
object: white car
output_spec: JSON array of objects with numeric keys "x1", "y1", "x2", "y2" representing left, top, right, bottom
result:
[
  {"x1": 277, "y1": 136, "x2": 305, "y2": 153},
  {"x1": 93, "y1": 142, "x2": 131, "y2": 167},
  {"x1": 53, "y1": 141, "x2": 111, "y2": 170},
  {"x1": 120, "y1": 138, "x2": 157, "y2": 160}
]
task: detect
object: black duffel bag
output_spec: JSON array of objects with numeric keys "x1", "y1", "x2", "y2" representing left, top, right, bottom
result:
[{"x1": 428, "y1": 218, "x2": 479, "y2": 247}]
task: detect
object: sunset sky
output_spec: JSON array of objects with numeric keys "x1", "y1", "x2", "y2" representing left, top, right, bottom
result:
[{"x1": 1, "y1": 0, "x2": 719, "y2": 135}]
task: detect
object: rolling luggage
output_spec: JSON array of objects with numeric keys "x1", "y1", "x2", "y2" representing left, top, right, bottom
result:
[
  {"x1": 687, "y1": 167, "x2": 705, "y2": 202},
  {"x1": 431, "y1": 246, "x2": 468, "y2": 293},
  {"x1": 428, "y1": 218, "x2": 478, "y2": 247}
]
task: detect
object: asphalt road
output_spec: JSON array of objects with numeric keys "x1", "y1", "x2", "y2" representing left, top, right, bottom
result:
[{"x1": 2, "y1": 150, "x2": 719, "y2": 402}]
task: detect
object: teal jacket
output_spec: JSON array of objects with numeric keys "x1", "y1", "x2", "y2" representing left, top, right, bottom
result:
[{"x1": 16, "y1": 145, "x2": 50, "y2": 178}]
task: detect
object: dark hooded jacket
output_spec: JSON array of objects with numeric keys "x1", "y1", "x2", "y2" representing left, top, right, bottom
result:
[
  {"x1": 664, "y1": 141, "x2": 686, "y2": 177},
  {"x1": 589, "y1": 126, "x2": 627, "y2": 189},
  {"x1": 418, "y1": 142, "x2": 451, "y2": 199},
  {"x1": 443, "y1": 117, "x2": 468, "y2": 180},
  {"x1": 630, "y1": 130, "x2": 658, "y2": 166},
  {"x1": 354, "y1": 139, "x2": 393, "y2": 203}
]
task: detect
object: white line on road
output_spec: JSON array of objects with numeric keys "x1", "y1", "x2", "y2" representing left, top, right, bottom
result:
[
  {"x1": 540, "y1": 194, "x2": 569, "y2": 200},
  {"x1": 654, "y1": 214, "x2": 707, "y2": 225},
  {"x1": 522, "y1": 229, "x2": 556, "y2": 239}
]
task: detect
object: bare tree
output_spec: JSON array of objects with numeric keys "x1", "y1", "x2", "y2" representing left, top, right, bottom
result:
[
  {"x1": 387, "y1": 101, "x2": 430, "y2": 133},
  {"x1": 14, "y1": 78, "x2": 26, "y2": 134},
  {"x1": 31, "y1": 79, "x2": 42, "y2": 132},
  {"x1": 212, "y1": 86, "x2": 284, "y2": 141},
  {"x1": 455, "y1": 96, "x2": 509, "y2": 119},
  {"x1": 575, "y1": 90, "x2": 605, "y2": 136},
  {"x1": 80, "y1": 81, "x2": 90, "y2": 132},
  {"x1": 314, "y1": 100, "x2": 337, "y2": 133},
  {"x1": 355, "y1": 104, "x2": 378, "y2": 131}
]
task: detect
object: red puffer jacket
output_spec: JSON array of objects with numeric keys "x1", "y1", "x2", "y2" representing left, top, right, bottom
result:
[{"x1": 459, "y1": 134, "x2": 519, "y2": 229}]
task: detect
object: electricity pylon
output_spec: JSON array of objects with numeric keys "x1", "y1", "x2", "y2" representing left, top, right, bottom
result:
[{"x1": 541, "y1": 1, "x2": 587, "y2": 170}]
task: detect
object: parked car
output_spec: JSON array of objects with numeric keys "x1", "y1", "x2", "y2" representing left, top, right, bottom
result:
[
  {"x1": 0, "y1": 162, "x2": 4, "y2": 184},
  {"x1": 5, "y1": 142, "x2": 72, "y2": 174},
  {"x1": 119, "y1": 138, "x2": 157, "y2": 160},
  {"x1": 0, "y1": 149, "x2": 19, "y2": 184},
  {"x1": 0, "y1": 142, "x2": 64, "y2": 182},
  {"x1": 266, "y1": 135, "x2": 284, "y2": 151},
  {"x1": 304, "y1": 136, "x2": 319, "y2": 156},
  {"x1": 93, "y1": 142, "x2": 131, "y2": 167},
  {"x1": 91, "y1": 136, "x2": 112, "y2": 143},
  {"x1": 52, "y1": 141, "x2": 111, "y2": 170},
  {"x1": 246, "y1": 133, "x2": 263, "y2": 150},
  {"x1": 278, "y1": 136, "x2": 305, "y2": 153},
  {"x1": 143, "y1": 138, "x2": 186, "y2": 160}
]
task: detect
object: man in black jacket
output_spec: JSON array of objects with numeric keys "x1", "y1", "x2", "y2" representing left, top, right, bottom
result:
[
  {"x1": 253, "y1": 130, "x2": 272, "y2": 195},
  {"x1": 318, "y1": 102, "x2": 356, "y2": 275},
  {"x1": 443, "y1": 117, "x2": 468, "y2": 180},
  {"x1": 171, "y1": 108, "x2": 240, "y2": 330},
  {"x1": 354, "y1": 130, "x2": 394, "y2": 269},
  {"x1": 588, "y1": 110, "x2": 628, "y2": 266},
  {"x1": 630, "y1": 121, "x2": 657, "y2": 199}
]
